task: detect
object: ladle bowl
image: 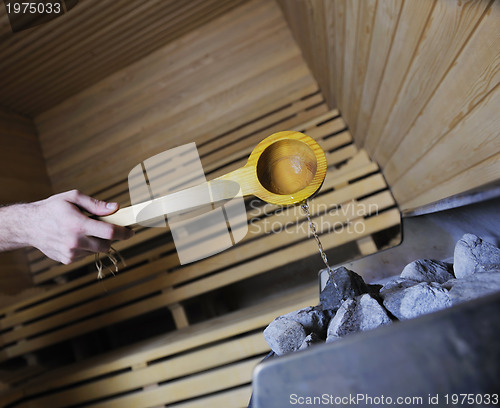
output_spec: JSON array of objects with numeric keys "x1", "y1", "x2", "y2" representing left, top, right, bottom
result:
[{"x1": 100, "y1": 131, "x2": 327, "y2": 226}]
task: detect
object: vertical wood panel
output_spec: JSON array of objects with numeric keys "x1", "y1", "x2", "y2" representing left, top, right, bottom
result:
[
  {"x1": 0, "y1": 109, "x2": 52, "y2": 204},
  {"x1": 332, "y1": 0, "x2": 346, "y2": 105},
  {"x1": 280, "y1": 0, "x2": 500, "y2": 211},
  {"x1": 372, "y1": 0, "x2": 491, "y2": 167},
  {"x1": 354, "y1": 0, "x2": 402, "y2": 144},
  {"x1": 341, "y1": 0, "x2": 360, "y2": 127},
  {"x1": 385, "y1": 3, "x2": 500, "y2": 185},
  {"x1": 348, "y1": 0, "x2": 377, "y2": 138},
  {"x1": 391, "y1": 84, "x2": 500, "y2": 203},
  {"x1": 0, "y1": 108, "x2": 52, "y2": 295},
  {"x1": 364, "y1": 0, "x2": 435, "y2": 155}
]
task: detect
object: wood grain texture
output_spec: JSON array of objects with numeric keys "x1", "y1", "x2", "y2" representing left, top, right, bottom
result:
[
  {"x1": 354, "y1": 0, "x2": 402, "y2": 144},
  {"x1": 1, "y1": 284, "x2": 318, "y2": 407},
  {"x1": 372, "y1": 0, "x2": 491, "y2": 166},
  {"x1": 35, "y1": 0, "x2": 318, "y2": 195},
  {"x1": 363, "y1": 0, "x2": 435, "y2": 155},
  {"x1": 0, "y1": 108, "x2": 400, "y2": 361},
  {"x1": 347, "y1": 0, "x2": 377, "y2": 138},
  {"x1": 0, "y1": 0, "x2": 249, "y2": 115},
  {"x1": 391, "y1": 84, "x2": 500, "y2": 208},
  {"x1": 0, "y1": 108, "x2": 51, "y2": 204},
  {"x1": 384, "y1": 2, "x2": 500, "y2": 187},
  {"x1": 280, "y1": 0, "x2": 500, "y2": 211},
  {"x1": 0, "y1": 108, "x2": 51, "y2": 296}
]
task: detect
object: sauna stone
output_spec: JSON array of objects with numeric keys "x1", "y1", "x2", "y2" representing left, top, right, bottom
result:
[
  {"x1": 400, "y1": 259, "x2": 454, "y2": 284},
  {"x1": 281, "y1": 305, "x2": 330, "y2": 338},
  {"x1": 443, "y1": 272, "x2": 500, "y2": 305},
  {"x1": 379, "y1": 277, "x2": 419, "y2": 297},
  {"x1": 319, "y1": 266, "x2": 368, "y2": 311},
  {"x1": 382, "y1": 282, "x2": 451, "y2": 320},
  {"x1": 263, "y1": 234, "x2": 500, "y2": 358},
  {"x1": 263, "y1": 318, "x2": 307, "y2": 356},
  {"x1": 453, "y1": 233, "x2": 500, "y2": 278},
  {"x1": 326, "y1": 294, "x2": 392, "y2": 343},
  {"x1": 298, "y1": 332, "x2": 323, "y2": 351}
]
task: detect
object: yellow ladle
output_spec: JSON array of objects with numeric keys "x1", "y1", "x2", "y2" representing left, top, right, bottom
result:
[{"x1": 100, "y1": 131, "x2": 327, "y2": 226}]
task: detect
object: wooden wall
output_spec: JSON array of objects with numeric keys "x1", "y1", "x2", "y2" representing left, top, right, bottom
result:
[
  {"x1": 279, "y1": 0, "x2": 500, "y2": 212},
  {"x1": 35, "y1": 0, "x2": 318, "y2": 196},
  {"x1": 0, "y1": 0, "x2": 249, "y2": 116},
  {"x1": 0, "y1": 108, "x2": 52, "y2": 295}
]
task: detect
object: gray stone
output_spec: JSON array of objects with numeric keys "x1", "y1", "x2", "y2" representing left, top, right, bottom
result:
[
  {"x1": 379, "y1": 277, "x2": 418, "y2": 297},
  {"x1": 282, "y1": 306, "x2": 330, "y2": 338},
  {"x1": 454, "y1": 233, "x2": 500, "y2": 278},
  {"x1": 401, "y1": 259, "x2": 454, "y2": 284},
  {"x1": 298, "y1": 332, "x2": 324, "y2": 351},
  {"x1": 320, "y1": 267, "x2": 368, "y2": 311},
  {"x1": 326, "y1": 294, "x2": 392, "y2": 342},
  {"x1": 263, "y1": 318, "x2": 307, "y2": 356},
  {"x1": 443, "y1": 272, "x2": 500, "y2": 305},
  {"x1": 382, "y1": 282, "x2": 451, "y2": 320}
]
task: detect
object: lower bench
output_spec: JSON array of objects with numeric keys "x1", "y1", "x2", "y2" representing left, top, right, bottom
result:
[{"x1": 1, "y1": 284, "x2": 318, "y2": 408}]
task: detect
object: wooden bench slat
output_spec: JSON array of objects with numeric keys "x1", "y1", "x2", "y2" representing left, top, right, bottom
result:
[
  {"x1": 0, "y1": 155, "x2": 377, "y2": 333},
  {"x1": 28, "y1": 100, "x2": 330, "y2": 276},
  {"x1": 19, "y1": 332, "x2": 268, "y2": 407},
  {"x1": 87, "y1": 357, "x2": 260, "y2": 408},
  {"x1": 168, "y1": 386, "x2": 252, "y2": 408},
  {"x1": 13, "y1": 284, "x2": 318, "y2": 399},
  {"x1": 0, "y1": 172, "x2": 388, "y2": 343},
  {"x1": 1, "y1": 209, "x2": 397, "y2": 360}
]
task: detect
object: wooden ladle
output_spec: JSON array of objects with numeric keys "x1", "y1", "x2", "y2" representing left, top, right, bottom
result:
[{"x1": 100, "y1": 131, "x2": 327, "y2": 226}]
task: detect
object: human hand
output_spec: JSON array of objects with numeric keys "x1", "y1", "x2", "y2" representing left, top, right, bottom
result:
[{"x1": 26, "y1": 190, "x2": 134, "y2": 264}]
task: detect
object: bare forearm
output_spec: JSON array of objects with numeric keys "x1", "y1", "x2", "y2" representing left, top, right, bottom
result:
[{"x1": 0, "y1": 203, "x2": 34, "y2": 251}]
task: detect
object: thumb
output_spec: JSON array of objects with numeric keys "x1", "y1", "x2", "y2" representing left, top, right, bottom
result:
[{"x1": 65, "y1": 190, "x2": 119, "y2": 216}]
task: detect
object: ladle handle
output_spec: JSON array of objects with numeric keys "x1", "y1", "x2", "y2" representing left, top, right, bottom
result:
[{"x1": 99, "y1": 166, "x2": 253, "y2": 227}]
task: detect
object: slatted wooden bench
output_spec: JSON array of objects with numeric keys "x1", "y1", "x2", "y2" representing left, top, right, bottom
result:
[
  {"x1": 0, "y1": 101, "x2": 400, "y2": 391},
  {"x1": 0, "y1": 284, "x2": 318, "y2": 408}
]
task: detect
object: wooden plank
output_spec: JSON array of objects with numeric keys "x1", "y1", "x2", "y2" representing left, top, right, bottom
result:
[
  {"x1": 364, "y1": 0, "x2": 435, "y2": 155},
  {"x1": 85, "y1": 357, "x2": 260, "y2": 408},
  {"x1": 39, "y1": 7, "x2": 293, "y2": 160},
  {"x1": 45, "y1": 35, "x2": 302, "y2": 176},
  {"x1": 0, "y1": 108, "x2": 52, "y2": 296},
  {"x1": 0, "y1": 172, "x2": 389, "y2": 345},
  {"x1": 30, "y1": 102, "x2": 330, "y2": 282},
  {"x1": 35, "y1": 0, "x2": 283, "y2": 146},
  {"x1": 392, "y1": 85, "x2": 500, "y2": 206},
  {"x1": 22, "y1": 284, "x2": 317, "y2": 394},
  {"x1": 168, "y1": 386, "x2": 252, "y2": 408},
  {"x1": 19, "y1": 332, "x2": 267, "y2": 407},
  {"x1": 340, "y1": 0, "x2": 360, "y2": 125},
  {"x1": 354, "y1": 0, "x2": 403, "y2": 145},
  {"x1": 31, "y1": 0, "x2": 318, "y2": 194},
  {"x1": 400, "y1": 152, "x2": 500, "y2": 212},
  {"x1": 357, "y1": 236, "x2": 378, "y2": 256},
  {"x1": 332, "y1": 0, "x2": 346, "y2": 105},
  {"x1": 1, "y1": 208, "x2": 397, "y2": 360},
  {"x1": 1, "y1": 0, "x2": 250, "y2": 115},
  {"x1": 16, "y1": 0, "x2": 243, "y2": 112},
  {"x1": 51, "y1": 62, "x2": 315, "y2": 194},
  {"x1": 384, "y1": 4, "x2": 500, "y2": 186},
  {"x1": 372, "y1": 0, "x2": 491, "y2": 167},
  {"x1": 348, "y1": 0, "x2": 377, "y2": 138}
]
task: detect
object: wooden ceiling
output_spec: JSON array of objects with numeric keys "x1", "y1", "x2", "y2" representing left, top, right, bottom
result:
[{"x1": 0, "y1": 0, "x2": 248, "y2": 117}]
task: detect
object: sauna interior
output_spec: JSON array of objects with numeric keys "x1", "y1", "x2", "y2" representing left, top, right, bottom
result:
[{"x1": 0, "y1": 0, "x2": 499, "y2": 406}]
